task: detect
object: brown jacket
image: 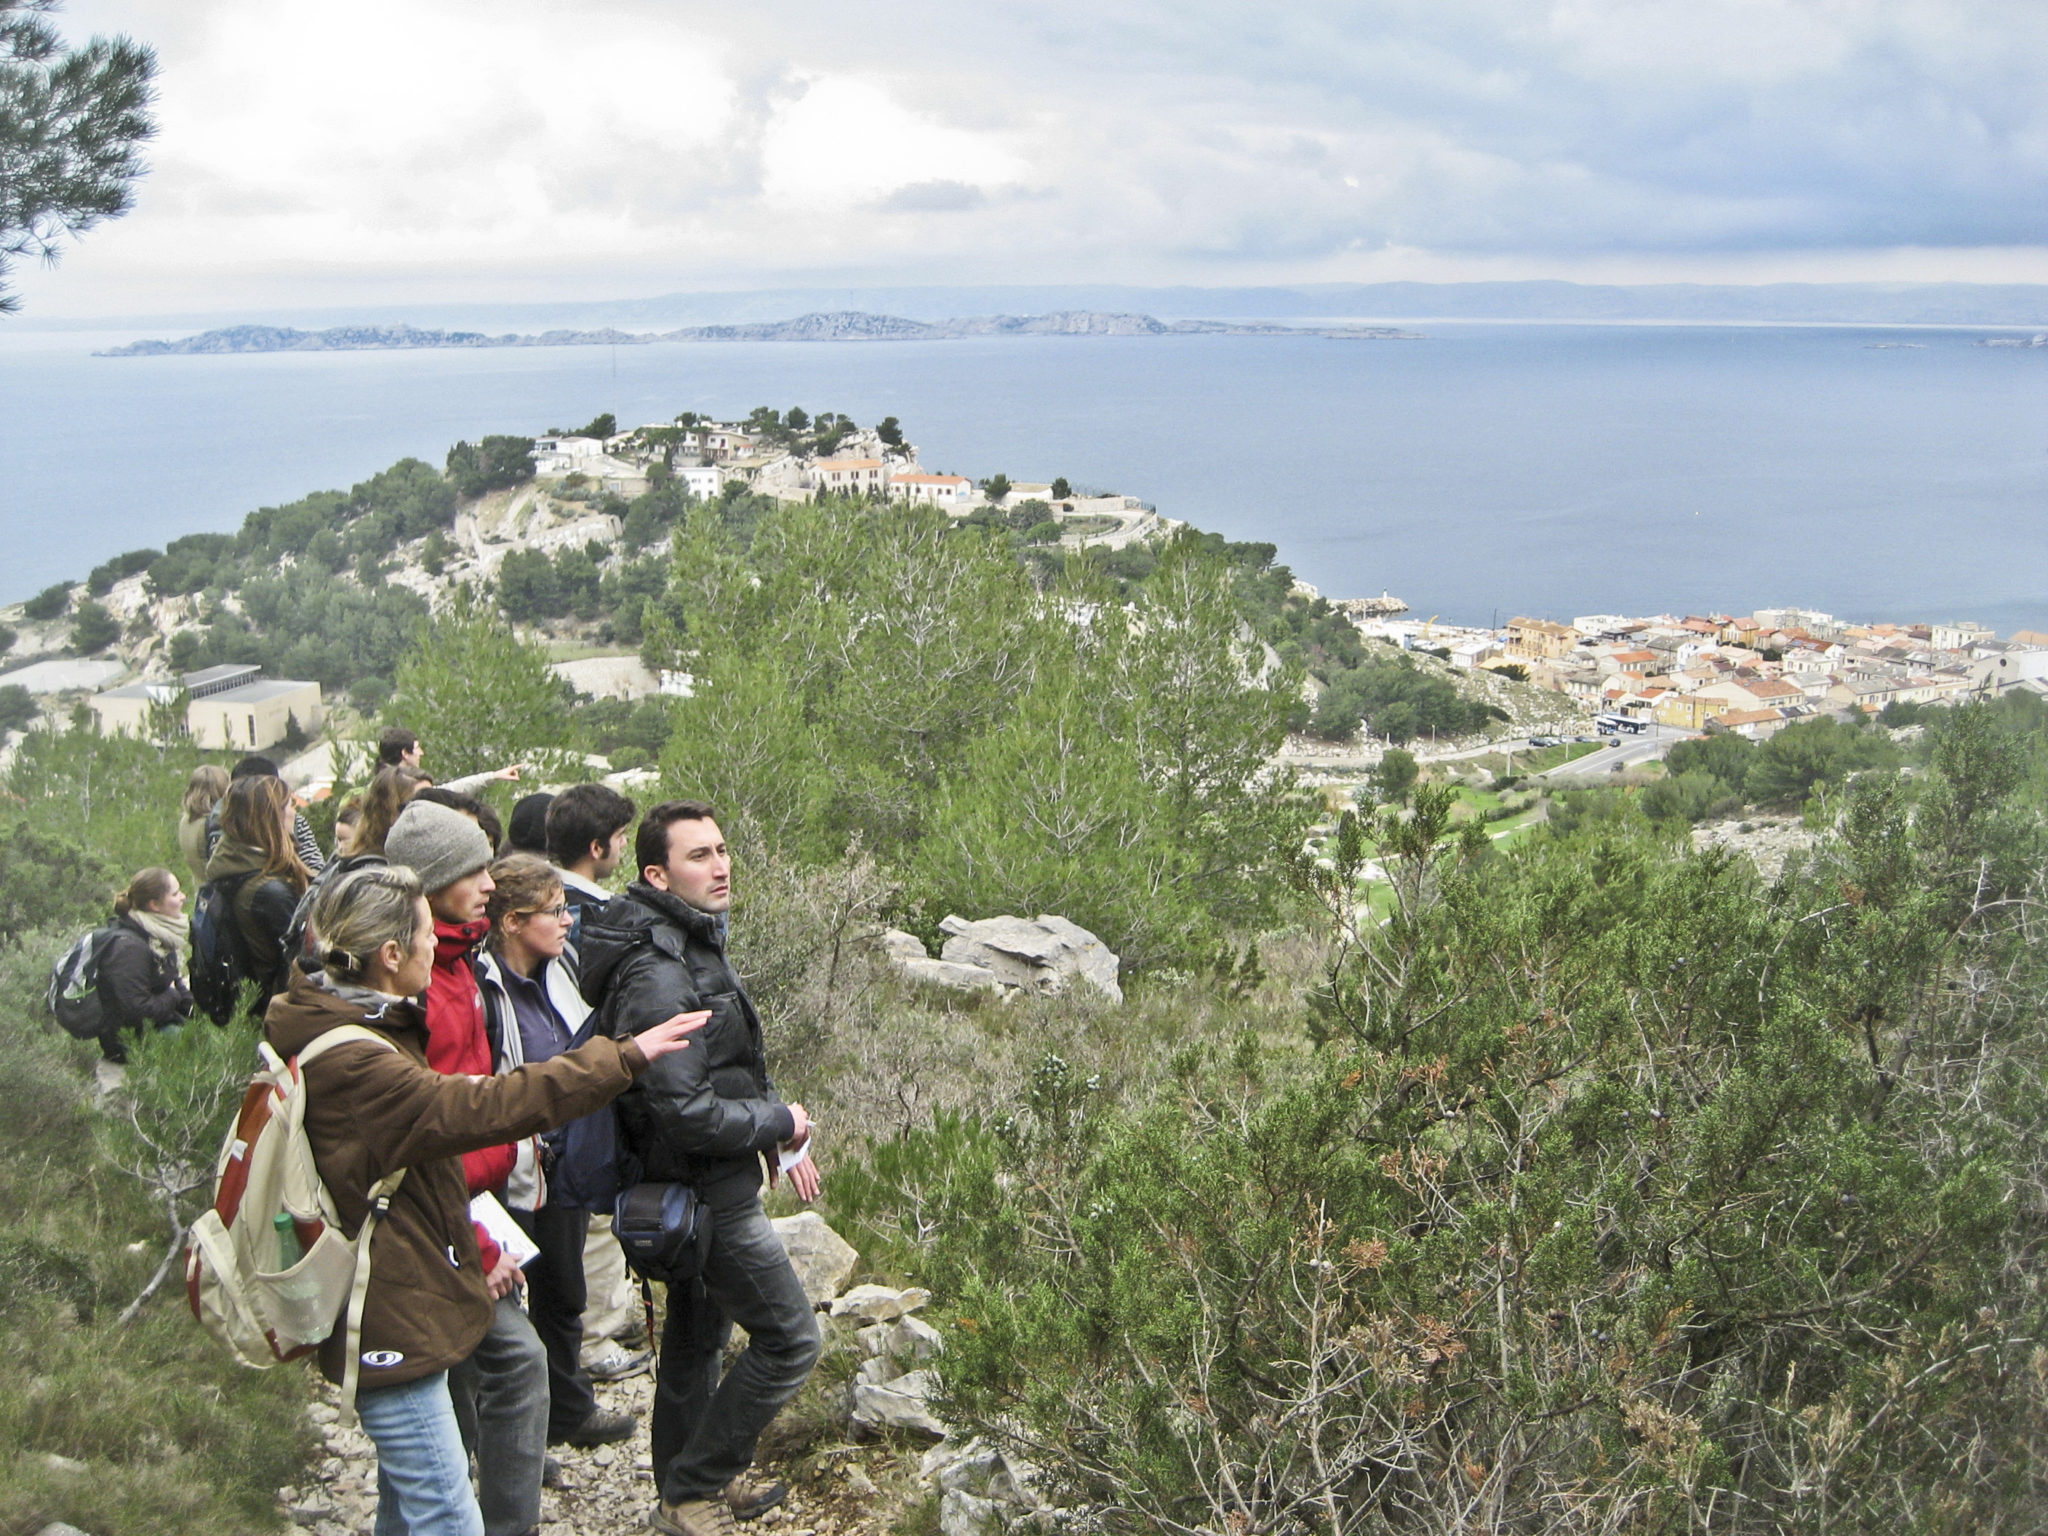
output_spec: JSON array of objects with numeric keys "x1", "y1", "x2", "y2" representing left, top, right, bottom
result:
[{"x1": 264, "y1": 968, "x2": 648, "y2": 1389}]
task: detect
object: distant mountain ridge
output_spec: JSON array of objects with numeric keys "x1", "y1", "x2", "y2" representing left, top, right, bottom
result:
[
  {"x1": 45, "y1": 280, "x2": 2048, "y2": 339},
  {"x1": 97, "y1": 310, "x2": 1420, "y2": 356}
]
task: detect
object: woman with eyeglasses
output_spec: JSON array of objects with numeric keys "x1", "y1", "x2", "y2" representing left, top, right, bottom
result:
[{"x1": 473, "y1": 852, "x2": 633, "y2": 1450}]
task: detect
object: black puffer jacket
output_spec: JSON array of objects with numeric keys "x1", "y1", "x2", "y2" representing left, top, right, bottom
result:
[
  {"x1": 578, "y1": 882, "x2": 795, "y2": 1199},
  {"x1": 94, "y1": 914, "x2": 191, "y2": 1032}
]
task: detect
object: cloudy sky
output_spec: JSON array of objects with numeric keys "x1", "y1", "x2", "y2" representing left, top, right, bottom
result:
[{"x1": 18, "y1": 0, "x2": 2048, "y2": 315}]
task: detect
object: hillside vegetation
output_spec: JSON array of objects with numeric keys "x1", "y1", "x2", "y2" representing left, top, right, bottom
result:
[{"x1": 2, "y1": 424, "x2": 2045, "y2": 1533}]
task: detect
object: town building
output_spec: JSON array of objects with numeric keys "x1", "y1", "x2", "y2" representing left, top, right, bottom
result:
[
  {"x1": 89, "y1": 664, "x2": 323, "y2": 752},
  {"x1": 889, "y1": 473, "x2": 978, "y2": 507},
  {"x1": 1971, "y1": 647, "x2": 2048, "y2": 697},
  {"x1": 1506, "y1": 617, "x2": 1580, "y2": 662},
  {"x1": 814, "y1": 457, "x2": 890, "y2": 496},
  {"x1": 673, "y1": 465, "x2": 723, "y2": 499},
  {"x1": 1653, "y1": 693, "x2": 1722, "y2": 731}
]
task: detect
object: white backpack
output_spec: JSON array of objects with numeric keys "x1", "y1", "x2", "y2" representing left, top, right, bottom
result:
[{"x1": 186, "y1": 1025, "x2": 407, "y2": 1420}]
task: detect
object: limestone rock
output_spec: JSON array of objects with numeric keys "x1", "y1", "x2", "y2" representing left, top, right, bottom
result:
[
  {"x1": 830, "y1": 1283, "x2": 932, "y2": 1320},
  {"x1": 940, "y1": 1489, "x2": 1005, "y2": 1536},
  {"x1": 36, "y1": 1525, "x2": 94, "y2": 1536},
  {"x1": 937, "y1": 915, "x2": 1123, "y2": 1003},
  {"x1": 770, "y1": 1211, "x2": 859, "y2": 1306},
  {"x1": 880, "y1": 1313, "x2": 944, "y2": 1362},
  {"x1": 878, "y1": 928, "x2": 930, "y2": 962},
  {"x1": 851, "y1": 1368, "x2": 948, "y2": 1438},
  {"x1": 42, "y1": 1454, "x2": 85, "y2": 1474},
  {"x1": 924, "y1": 1437, "x2": 1004, "y2": 1495},
  {"x1": 860, "y1": 1312, "x2": 943, "y2": 1362}
]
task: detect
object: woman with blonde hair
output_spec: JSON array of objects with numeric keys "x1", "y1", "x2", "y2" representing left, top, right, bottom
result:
[
  {"x1": 177, "y1": 764, "x2": 230, "y2": 881},
  {"x1": 93, "y1": 867, "x2": 194, "y2": 1063},
  {"x1": 268, "y1": 863, "x2": 704, "y2": 1536},
  {"x1": 202, "y1": 775, "x2": 311, "y2": 1016}
]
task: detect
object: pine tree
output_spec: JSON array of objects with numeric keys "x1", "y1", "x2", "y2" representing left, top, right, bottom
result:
[{"x1": 1, "y1": 1, "x2": 156, "y2": 313}]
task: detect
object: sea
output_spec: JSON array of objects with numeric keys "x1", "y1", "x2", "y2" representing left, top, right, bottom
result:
[{"x1": 3, "y1": 321, "x2": 2045, "y2": 632}]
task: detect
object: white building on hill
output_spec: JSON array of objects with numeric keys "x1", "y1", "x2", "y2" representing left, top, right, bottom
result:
[
  {"x1": 889, "y1": 472, "x2": 975, "y2": 506},
  {"x1": 90, "y1": 664, "x2": 323, "y2": 752}
]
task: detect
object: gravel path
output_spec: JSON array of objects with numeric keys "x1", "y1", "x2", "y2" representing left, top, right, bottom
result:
[{"x1": 283, "y1": 1352, "x2": 914, "y2": 1536}]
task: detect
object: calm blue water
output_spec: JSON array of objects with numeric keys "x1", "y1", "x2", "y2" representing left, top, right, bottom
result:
[{"x1": 3, "y1": 324, "x2": 2045, "y2": 631}]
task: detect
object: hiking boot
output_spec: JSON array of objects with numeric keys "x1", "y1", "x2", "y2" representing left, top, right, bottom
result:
[
  {"x1": 560, "y1": 1406, "x2": 637, "y2": 1447},
  {"x1": 585, "y1": 1340, "x2": 654, "y2": 1380},
  {"x1": 652, "y1": 1497, "x2": 740, "y2": 1536},
  {"x1": 723, "y1": 1473, "x2": 790, "y2": 1521}
]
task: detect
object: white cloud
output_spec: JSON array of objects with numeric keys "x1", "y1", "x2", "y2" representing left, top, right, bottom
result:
[
  {"x1": 761, "y1": 76, "x2": 1022, "y2": 206},
  {"x1": 16, "y1": 0, "x2": 2048, "y2": 313}
]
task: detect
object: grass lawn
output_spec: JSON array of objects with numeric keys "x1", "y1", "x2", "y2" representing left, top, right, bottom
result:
[{"x1": 1520, "y1": 740, "x2": 1608, "y2": 773}]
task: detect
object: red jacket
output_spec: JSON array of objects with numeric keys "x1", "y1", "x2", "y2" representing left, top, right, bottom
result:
[{"x1": 422, "y1": 917, "x2": 514, "y2": 1270}]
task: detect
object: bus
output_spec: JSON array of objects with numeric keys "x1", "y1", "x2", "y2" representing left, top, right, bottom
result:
[{"x1": 1594, "y1": 712, "x2": 1648, "y2": 735}]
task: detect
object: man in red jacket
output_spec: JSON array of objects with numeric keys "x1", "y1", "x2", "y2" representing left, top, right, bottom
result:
[{"x1": 387, "y1": 801, "x2": 634, "y2": 1536}]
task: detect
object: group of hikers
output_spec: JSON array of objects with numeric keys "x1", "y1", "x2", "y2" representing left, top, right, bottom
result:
[{"x1": 98, "y1": 728, "x2": 821, "y2": 1536}]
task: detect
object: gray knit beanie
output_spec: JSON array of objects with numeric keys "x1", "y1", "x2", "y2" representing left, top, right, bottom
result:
[{"x1": 384, "y1": 799, "x2": 494, "y2": 895}]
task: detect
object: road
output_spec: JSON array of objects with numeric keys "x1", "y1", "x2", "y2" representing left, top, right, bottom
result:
[{"x1": 1533, "y1": 723, "x2": 1687, "y2": 779}]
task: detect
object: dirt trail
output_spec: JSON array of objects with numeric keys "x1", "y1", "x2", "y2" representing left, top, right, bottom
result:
[{"x1": 283, "y1": 1356, "x2": 920, "y2": 1536}]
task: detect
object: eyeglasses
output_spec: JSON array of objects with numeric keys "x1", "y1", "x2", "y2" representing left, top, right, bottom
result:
[{"x1": 517, "y1": 904, "x2": 571, "y2": 921}]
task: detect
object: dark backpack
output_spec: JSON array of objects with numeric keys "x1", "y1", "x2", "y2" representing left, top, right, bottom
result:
[
  {"x1": 190, "y1": 874, "x2": 254, "y2": 1025},
  {"x1": 47, "y1": 925, "x2": 121, "y2": 1040},
  {"x1": 546, "y1": 1003, "x2": 629, "y2": 1210}
]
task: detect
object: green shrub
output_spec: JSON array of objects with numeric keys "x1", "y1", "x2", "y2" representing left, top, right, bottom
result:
[
  {"x1": 446, "y1": 435, "x2": 535, "y2": 499},
  {"x1": 0, "y1": 684, "x2": 34, "y2": 735},
  {"x1": 0, "y1": 824, "x2": 115, "y2": 938},
  {"x1": 0, "y1": 935, "x2": 315, "y2": 1536},
  {"x1": 839, "y1": 733, "x2": 2048, "y2": 1531},
  {"x1": 22, "y1": 582, "x2": 71, "y2": 621},
  {"x1": 69, "y1": 600, "x2": 120, "y2": 653},
  {"x1": 87, "y1": 547, "x2": 159, "y2": 596}
]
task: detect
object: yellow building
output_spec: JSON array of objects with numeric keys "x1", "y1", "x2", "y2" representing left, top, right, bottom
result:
[
  {"x1": 90, "y1": 665, "x2": 323, "y2": 752},
  {"x1": 1506, "y1": 617, "x2": 1580, "y2": 662},
  {"x1": 1654, "y1": 692, "x2": 1722, "y2": 731}
]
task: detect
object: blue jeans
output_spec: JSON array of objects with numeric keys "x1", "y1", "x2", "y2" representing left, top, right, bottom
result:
[
  {"x1": 653, "y1": 1188, "x2": 822, "y2": 1504},
  {"x1": 447, "y1": 1293, "x2": 549, "y2": 1536},
  {"x1": 357, "y1": 1371, "x2": 484, "y2": 1536}
]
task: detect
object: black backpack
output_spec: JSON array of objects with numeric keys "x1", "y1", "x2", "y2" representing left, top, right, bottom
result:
[
  {"x1": 189, "y1": 874, "x2": 254, "y2": 1025},
  {"x1": 47, "y1": 924, "x2": 121, "y2": 1039}
]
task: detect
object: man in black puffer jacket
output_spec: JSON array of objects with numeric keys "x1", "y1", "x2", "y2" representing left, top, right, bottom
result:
[{"x1": 578, "y1": 800, "x2": 821, "y2": 1536}]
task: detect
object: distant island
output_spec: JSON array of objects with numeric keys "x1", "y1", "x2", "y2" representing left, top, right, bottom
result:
[{"x1": 96, "y1": 310, "x2": 1421, "y2": 357}]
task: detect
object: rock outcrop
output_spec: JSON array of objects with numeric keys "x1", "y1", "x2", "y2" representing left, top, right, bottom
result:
[
  {"x1": 771, "y1": 1211, "x2": 861, "y2": 1306},
  {"x1": 881, "y1": 916, "x2": 1122, "y2": 1003}
]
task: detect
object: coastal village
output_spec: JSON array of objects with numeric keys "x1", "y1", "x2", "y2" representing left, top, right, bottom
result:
[
  {"x1": 1350, "y1": 605, "x2": 2048, "y2": 740},
  {"x1": 1, "y1": 413, "x2": 2044, "y2": 779}
]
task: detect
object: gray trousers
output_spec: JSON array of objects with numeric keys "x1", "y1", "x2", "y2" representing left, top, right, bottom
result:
[
  {"x1": 448, "y1": 1293, "x2": 549, "y2": 1536},
  {"x1": 652, "y1": 1189, "x2": 822, "y2": 1504}
]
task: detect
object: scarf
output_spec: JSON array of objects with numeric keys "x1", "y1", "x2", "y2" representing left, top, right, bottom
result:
[{"x1": 134, "y1": 908, "x2": 191, "y2": 976}]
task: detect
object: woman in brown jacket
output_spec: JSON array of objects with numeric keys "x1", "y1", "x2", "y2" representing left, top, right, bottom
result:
[{"x1": 266, "y1": 863, "x2": 704, "y2": 1536}]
